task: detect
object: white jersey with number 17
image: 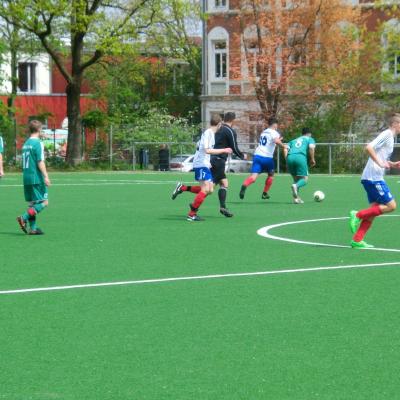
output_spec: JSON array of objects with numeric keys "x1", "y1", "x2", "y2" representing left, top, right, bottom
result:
[
  {"x1": 193, "y1": 128, "x2": 215, "y2": 169},
  {"x1": 254, "y1": 128, "x2": 280, "y2": 158}
]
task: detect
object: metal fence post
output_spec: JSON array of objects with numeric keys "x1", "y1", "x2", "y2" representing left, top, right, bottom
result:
[
  {"x1": 132, "y1": 143, "x2": 135, "y2": 171},
  {"x1": 277, "y1": 148, "x2": 280, "y2": 173},
  {"x1": 109, "y1": 124, "x2": 113, "y2": 170},
  {"x1": 329, "y1": 144, "x2": 332, "y2": 175}
]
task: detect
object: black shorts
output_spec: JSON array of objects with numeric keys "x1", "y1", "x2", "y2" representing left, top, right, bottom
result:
[{"x1": 211, "y1": 157, "x2": 226, "y2": 183}]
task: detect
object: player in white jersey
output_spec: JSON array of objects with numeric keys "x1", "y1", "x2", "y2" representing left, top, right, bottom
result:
[
  {"x1": 349, "y1": 114, "x2": 400, "y2": 248},
  {"x1": 171, "y1": 114, "x2": 232, "y2": 221},
  {"x1": 239, "y1": 117, "x2": 286, "y2": 200}
]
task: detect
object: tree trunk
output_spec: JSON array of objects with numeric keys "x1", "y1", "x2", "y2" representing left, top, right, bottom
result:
[{"x1": 66, "y1": 78, "x2": 83, "y2": 165}]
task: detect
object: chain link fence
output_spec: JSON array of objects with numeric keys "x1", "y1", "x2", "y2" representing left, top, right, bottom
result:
[
  {"x1": 81, "y1": 139, "x2": 400, "y2": 175},
  {"x1": 7, "y1": 124, "x2": 400, "y2": 174}
]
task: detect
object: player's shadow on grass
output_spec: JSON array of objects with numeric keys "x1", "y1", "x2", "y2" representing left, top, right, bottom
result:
[
  {"x1": 0, "y1": 231, "x2": 25, "y2": 236},
  {"x1": 160, "y1": 215, "x2": 221, "y2": 221},
  {"x1": 229, "y1": 200, "x2": 294, "y2": 205}
]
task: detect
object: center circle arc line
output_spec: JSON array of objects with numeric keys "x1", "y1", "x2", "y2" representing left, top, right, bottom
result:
[{"x1": 257, "y1": 215, "x2": 400, "y2": 253}]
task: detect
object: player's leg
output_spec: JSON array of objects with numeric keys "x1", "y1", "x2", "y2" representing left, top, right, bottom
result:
[
  {"x1": 290, "y1": 157, "x2": 308, "y2": 203},
  {"x1": 172, "y1": 182, "x2": 201, "y2": 199},
  {"x1": 239, "y1": 173, "x2": 259, "y2": 199},
  {"x1": 211, "y1": 158, "x2": 233, "y2": 217},
  {"x1": 218, "y1": 178, "x2": 233, "y2": 217},
  {"x1": 18, "y1": 184, "x2": 48, "y2": 234},
  {"x1": 261, "y1": 158, "x2": 275, "y2": 199},
  {"x1": 240, "y1": 156, "x2": 262, "y2": 199},
  {"x1": 351, "y1": 181, "x2": 394, "y2": 248},
  {"x1": 187, "y1": 168, "x2": 212, "y2": 221}
]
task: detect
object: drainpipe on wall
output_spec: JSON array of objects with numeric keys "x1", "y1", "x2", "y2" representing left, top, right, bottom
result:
[{"x1": 201, "y1": 0, "x2": 207, "y2": 129}]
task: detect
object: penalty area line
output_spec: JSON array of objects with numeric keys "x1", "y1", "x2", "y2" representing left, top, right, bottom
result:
[{"x1": 1, "y1": 261, "x2": 400, "y2": 296}]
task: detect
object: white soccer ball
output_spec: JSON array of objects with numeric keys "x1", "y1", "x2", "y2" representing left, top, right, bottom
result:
[{"x1": 314, "y1": 190, "x2": 325, "y2": 202}]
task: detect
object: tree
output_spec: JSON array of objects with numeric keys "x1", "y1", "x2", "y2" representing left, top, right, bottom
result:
[
  {"x1": 0, "y1": 0, "x2": 161, "y2": 165},
  {"x1": 236, "y1": 0, "x2": 361, "y2": 122}
]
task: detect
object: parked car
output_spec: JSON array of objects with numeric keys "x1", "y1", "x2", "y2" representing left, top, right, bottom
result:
[
  {"x1": 170, "y1": 153, "x2": 252, "y2": 173},
  {"x1": 169, "y1": 154, "x2": 194, "y2": 172},
  {"x1": 226, "y1": 154, "x2": 252, "y2": 173}
]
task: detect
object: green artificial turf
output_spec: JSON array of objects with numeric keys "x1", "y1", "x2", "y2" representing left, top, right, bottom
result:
[{"x1": 1, "y1": 171, "x2": 400, "y2": 399}]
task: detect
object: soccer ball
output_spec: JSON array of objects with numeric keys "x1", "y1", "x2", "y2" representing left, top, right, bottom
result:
[{"x1": 314, "y1": 190, "x2": 325, "y2": 202}]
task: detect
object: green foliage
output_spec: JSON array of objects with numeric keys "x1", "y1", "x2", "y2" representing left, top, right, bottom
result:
[
  {"x1": 82, "y1": 109, "x2": 108, "y2": 129},
  {"x1": 89, "y1": 140, "x2": 108, "y2": 162},
  {"x1": 0, "y1": 101, "x2": 14, "y2": 162},
  {"x1": 114, "y1": 108, "x2": 197, "y2": 145}
]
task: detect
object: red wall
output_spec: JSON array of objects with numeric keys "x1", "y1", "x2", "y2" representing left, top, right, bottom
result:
[
  {"x1": 0, "y1": 95, "x2": 105, "y2": 128},
  {"x1": 51, "y1": 61, "x2": 91, "y2": 94}
]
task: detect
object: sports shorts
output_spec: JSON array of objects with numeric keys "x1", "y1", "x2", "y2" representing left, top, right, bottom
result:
[
  {"x1": 361, "y1": 179, "x2": 393, "y2": 205},
  {"x1": 251, "y1": 155, "x2": 275, "y2": 174},
  {"x1": 194, "y1": 167, "x2": 213, "y2": 182},
  {"x1": 211, "y1": 157, "x2": 226, "y2": 183},
  {"x1": 24, "y1": 183, "x2": 48, "y2": 203},
  {"x1": 287, "y1": 155, "x2": 309, "y2": 177}
]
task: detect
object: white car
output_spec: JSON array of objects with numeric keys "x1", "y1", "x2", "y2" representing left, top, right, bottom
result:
[
  {"x1": 170, "y1": 154, "x2": 251, "y2": 173},
  {"x1": 169, "y1": 154, "x2": 194, "y2": 172},
  {"x1": 226, "y1": 155, "x2": 252, "y2": 173}
]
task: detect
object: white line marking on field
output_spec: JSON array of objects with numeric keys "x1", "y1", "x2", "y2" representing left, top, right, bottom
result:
[
  {"x1": 0, "y1": 180, "x2": 183, "y2": 187},
  {"x1": 1, "y1": 261, "x2": 400, "y2": 296},
  {"x1": 257, "y1": 215, "x2": 400, "y2": 252}
]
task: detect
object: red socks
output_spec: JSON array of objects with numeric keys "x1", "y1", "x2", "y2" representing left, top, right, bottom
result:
[
  {"x1": 263, "y1": 176, "x2": 273, "y2": 193},
  {"x1": 182, "y1": 185, "x2": 201, "y2": 194},
  {"x1": 356, "y1": 205, "x2": 382, "y2": 220},
  {"x1": 353, "y1": 205, "x2": 383, "y2": 242},
  {"x1": 243, "y1": 176, "x2": 256, "y2": 187},
  {"x1": 189, "y1": 192, "x2": 207, "y2": 216},
  {"x1": 353, "y1": 220, "x2": 372, "y2": 242}
]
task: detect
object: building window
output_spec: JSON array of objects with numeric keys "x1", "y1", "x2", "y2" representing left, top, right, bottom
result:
[
  {"x1": 389, "y1": 52, "x2": 400, "y2": 78},
  {"x1": 18, "y1": 62, "x2": 37, "y2": 92},
  {"x1": 215, "y1": 0, "x2": 227, "y2": 7},
  {"x1": 213, "y1": 41, "x2": 227, "y2": 79}
]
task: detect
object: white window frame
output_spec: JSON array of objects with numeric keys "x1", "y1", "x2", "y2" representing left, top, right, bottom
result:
[
  {"x1": 18, "y1": 62, "x2": 37, "y2": 93},
  {"x1": 208, "y1": 27, "x2": 229, "y2": 84},
  {"x1": 213, "y1": 0, "x2": 228, "y2": 11},
  {"x1": 382, "y1": 19, "x2": 400, "y2": 82},
  {"x1": 212, "y1": 41, "x2": 227, "y2": 80}
]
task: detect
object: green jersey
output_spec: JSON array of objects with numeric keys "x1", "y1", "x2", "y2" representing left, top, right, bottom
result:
[
  {"x1": 0, "y1": 136, "x2": 3, "y2": 154},
  {"x1": 22, "y1": 137, "x2": 45, "y2": 185},
  {"x1": 287, "y1": 135, "x2": 316, "y2": 157}
]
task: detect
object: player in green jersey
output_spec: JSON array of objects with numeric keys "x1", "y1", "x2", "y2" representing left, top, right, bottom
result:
[
  {"x1": 283, "y1": 128, "x2": 316, "y2": 204},
  {"x1": 0, "y1": 134, "x2": 4, "y2": 177},
  {"x1": 17, "y1": 120, "x2": 51, "y2": 235}
]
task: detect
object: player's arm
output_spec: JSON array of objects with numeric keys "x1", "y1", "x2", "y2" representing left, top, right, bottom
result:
[
  {"x1": 309, "y1": 145, "x2": 316, "y2": 166},
  {"x1": 38, "y1": 160, "x2": 51, "y2": 186},
  {"x1": 206, "y1": 148, "x2": 232, "y2": 155},
  {"x1": 365, "y1": 143, "x2": 389, "y2": 169},
  {"x1": 283, "y1": 143, "x2": 289, "y2": 158},
  {"x1": 274, "y1": 136, "x2": 288, "y2": 160},
  {"x1": 388, "y1": 160, "x2": 400, "y2": 169},
  {"x1": 0, "y1": 153, "x2": 3, "y2": 177},
  {"x1": 227, "y1": 130, "x2": 246, "y2": 159}
]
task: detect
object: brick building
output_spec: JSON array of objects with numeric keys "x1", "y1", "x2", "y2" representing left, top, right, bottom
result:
[{"x1": 201, "y1": 0, "x2": 399, "y2": 143}]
